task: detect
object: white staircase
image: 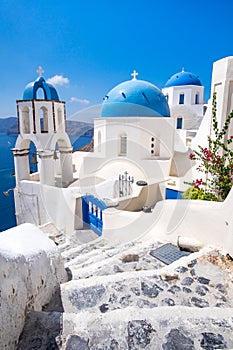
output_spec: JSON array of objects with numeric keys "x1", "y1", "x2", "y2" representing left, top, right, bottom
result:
[{"x1": 17, "y1": 230, "x2": 233, "y2": 349}]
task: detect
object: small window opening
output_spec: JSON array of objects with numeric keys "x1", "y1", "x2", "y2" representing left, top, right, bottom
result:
[
  {"x1": 98, "y1": 131, "x2": 101, "y2": 152},
  {"x1": 120, "y1": 135, "x2": 127, "y2": 156},
  {"x1": 177, "y1": 117, "x2": 183, "y2": 129},
  {"x1": 179, "y1": 94, "x2": 184, "y2": 104},
  {"x1": 142, "y1": 92, "x2": 149, "y2": 102},
  {"x1": 195, "y1": 93, "x2": 199, "y2": 104}
]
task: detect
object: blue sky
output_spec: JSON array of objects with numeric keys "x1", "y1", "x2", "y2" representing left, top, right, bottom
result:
[{"x1": 1, "y1": 0, "x2": 233, "y2": 121}]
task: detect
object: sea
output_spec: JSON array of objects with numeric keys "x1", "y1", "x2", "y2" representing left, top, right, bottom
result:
[{"x1": 0, "y1": 133, "x2": 92, "y2": 232}]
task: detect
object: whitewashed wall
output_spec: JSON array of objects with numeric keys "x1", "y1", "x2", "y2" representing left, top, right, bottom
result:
[{"x1": 0, "y1": 223, "x2": 67, "y2": 350}]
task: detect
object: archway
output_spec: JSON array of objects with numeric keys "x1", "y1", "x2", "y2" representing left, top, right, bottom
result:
[
  {"x1": 29, "y1": 141, "x2": 38, "y2": 174},
  {"x1": 39, "y1": 106, "x2": 48, "y2": 133},
  {"x1": 21, "y1": 106, "x2": 30, "y2": 134}
]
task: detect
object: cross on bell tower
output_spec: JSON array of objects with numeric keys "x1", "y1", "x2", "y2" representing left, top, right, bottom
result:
[{"x1": 37, "y1": 66, "x2": 44, "y2": 77}]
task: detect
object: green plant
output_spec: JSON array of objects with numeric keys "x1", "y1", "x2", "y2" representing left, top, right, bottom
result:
[
  {"x1": 183, "y1": 92, "x2": 233, "y2": 201},
  {"x1": 182, "y1": 185, "x2": 218, "y2": 201}
]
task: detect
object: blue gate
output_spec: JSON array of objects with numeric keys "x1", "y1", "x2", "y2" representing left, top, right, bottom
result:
[{"x1": 82, "y1": 195, "x2": 107, "y2": 236}]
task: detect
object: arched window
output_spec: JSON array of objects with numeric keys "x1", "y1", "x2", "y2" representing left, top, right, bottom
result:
[
  {"x1": 119, "y1": 133, "x2": 127, "y2": 156},
  {"x1": 29, "y1": 141, "x2": 38, "y2": 174},
  {"x1": 36, "y1": 87, "x2": 45, "y2": 100},
  {"x1": 39, "y1": 107, "x2": 48, "y2": 133},
  {"x1": 21, "y1": 107, "x2": 30, "y2": 134},
  {"x1": 57, "y1": 108, "x2": 63, "y2": 132},
  {"x1": 98, "y1": 131, "x2": 101, "y2": 152},
  {"x1": 179, "y1": 94, "x2": 185, "y2": 104},
  {"x1": 165, "y1": 94, "x2": 169, "y2": 103},
  {"x1": 195, "y1": 93, "x2": 199, "y2": 104}
]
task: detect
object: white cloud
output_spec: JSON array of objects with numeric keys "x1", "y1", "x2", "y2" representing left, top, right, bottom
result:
[
  {"x1": 70, "y1": 97, "x2": 90, "y2": 105},
  {"x1": 47, "y1": 75, "x2": 69, "y2": 86}
]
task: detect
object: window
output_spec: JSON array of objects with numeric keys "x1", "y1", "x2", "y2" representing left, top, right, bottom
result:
[
  {"x1": 36, "y1": 87, "x2": 45, "y2": 100},
  {"x1": 179, "y1": 94, "x2": 184, "y2": 104},
  {"x1": 177, "y1": 117, "x2": 183, "y2": 129},
  {"x1": 39, "y1": 107, "x2": 48, "y2": 133},
  {"x1": 57, "y1": 108, "x2": 63, "y2": 132},
  {"x1": 120, "y1": 135, "x2": 127, "y2": 155},
  {"x1": 98, "y1": 131, "x2": 101, "y2": 152},
  {"x1": 165, "y1": 94, "x2": 169, "y2": 103},
  {"x1": 195, "y1": 93, "x2": 199, "y2": 104},
  {"x1": 21, "y1": 107, "x2": 30, "y2": 134}
]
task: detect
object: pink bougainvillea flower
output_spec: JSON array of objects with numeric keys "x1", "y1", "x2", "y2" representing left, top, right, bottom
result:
[{"x1": 189, "y1": 153, "x2": 195, "y2": 160}]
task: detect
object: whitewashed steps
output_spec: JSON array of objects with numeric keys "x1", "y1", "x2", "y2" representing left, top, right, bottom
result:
[
  {"x1": 68, "y1": 241, "x2": 165, "y2": 280},
  {"x1": 61, "y1": 250, "x2": 233, "y2": 315},
  {"x1": 61, "y1": 307, "x2": 233, "y2": 350}
]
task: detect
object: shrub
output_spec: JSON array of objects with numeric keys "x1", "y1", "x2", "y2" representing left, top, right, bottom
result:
[{"x1": 183, "y1": 93, "x2": 233, "y2": 201}]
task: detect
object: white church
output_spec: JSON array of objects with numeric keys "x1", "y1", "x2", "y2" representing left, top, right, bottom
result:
[
  {"x1": 10, "y1": 56, "x2": 233, "y2": 250},
  {"x1": 2, "y1": 57, "x2": 233, "y2": 350}
]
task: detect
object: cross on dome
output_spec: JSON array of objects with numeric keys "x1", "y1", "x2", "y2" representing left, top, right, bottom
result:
[
  {"x1": 37, "y1": 66, "x2": 44, "y2": 77},
  {"x1": 131, "y1": 70, "x2": 138, "y2": 80},
  {"x1": 181, "y1": 67, "x2": 185, "y2": 72}
]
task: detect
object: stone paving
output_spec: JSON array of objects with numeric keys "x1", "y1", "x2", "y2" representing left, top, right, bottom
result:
[
  {"x1": 62, "y1": 250, "x2": 233, "y2": 314},
  {"x1": 63, "y1": 240, "x2": 165, "y2": 279},
  {"x1": 62, "y1": 308, "x2": 233, "y2": 350},
  {"x1": 17, "y1": 230, "x2": 233, "y2": 349},
  {"x1": 59, "y1": 234, "x2": 233, "y2": 349}
]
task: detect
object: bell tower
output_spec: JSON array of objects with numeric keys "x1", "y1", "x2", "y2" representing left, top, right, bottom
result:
[{"x1": 13, "y1": 67, "x2": 73, "y2": 187}]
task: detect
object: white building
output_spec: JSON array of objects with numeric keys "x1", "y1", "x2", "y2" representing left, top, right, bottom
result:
[
  {"x1": 13, "y1": 68, "x2": 73, "y2": 188},
  {"x1": 162, "y1": 68, "x2": 206, "y2": 146},
  {"x1": 13, "y1": 69, "x2": 191, "y2": 236},
  {"x1": 12, "y1": 57, "x2": 233, "y2": 243}
]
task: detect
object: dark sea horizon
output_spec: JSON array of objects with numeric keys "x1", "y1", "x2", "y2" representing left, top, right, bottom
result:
[{"x1": 0, "y1": 133, "x2": 92, "y2": 232}]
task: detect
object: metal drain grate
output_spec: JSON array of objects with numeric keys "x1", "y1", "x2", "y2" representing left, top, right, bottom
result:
[{"x1": 150, "y1": 243, "x2": 191, "y2": 265}]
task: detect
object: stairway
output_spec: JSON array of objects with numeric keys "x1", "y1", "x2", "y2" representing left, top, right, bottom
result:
[{"x1": 17, "y1": 230, "x2": 233, "y2": 349}]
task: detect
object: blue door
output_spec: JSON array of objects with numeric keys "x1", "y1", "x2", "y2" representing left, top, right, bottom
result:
[
  {"x1": 166, "y1": 188, "x2": 183, "y2": 199},
  {"x1": 82, "y1": 195, "x2": 107, "y2": 236}
]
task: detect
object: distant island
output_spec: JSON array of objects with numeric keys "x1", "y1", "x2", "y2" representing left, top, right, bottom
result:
[{"x1": 0, "y1": 117, "x2": 93, "y2": 138}]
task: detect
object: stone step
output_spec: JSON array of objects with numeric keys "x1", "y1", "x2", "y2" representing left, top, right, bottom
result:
[
  {"x1": 62, "y1": 241, "x2": 114, "y2": 266},
  {"x1": 60, "y1": 237, "x2": 111, "y2": 262},
  {"x1": 61, "y1": 249, "x2": 233, "y2": 315},
  {"x1": 58, "y1": 229, "x2": 109, "y2": 255},
  {"x1": 68, "y1": 240, "x2": 165, "y2": 280},
  {"x1": 62, "y1": 237, "x2": 142, "y2": 269},
  {"x1": 63, "y1": 236, "x2": 164, "y2": 270},
  {"x1": 61, "y1": 307, "x2": 233, "y2": 350},
  {"x1": 17, "y1": 310, "x2": 62, "y2": 350}
]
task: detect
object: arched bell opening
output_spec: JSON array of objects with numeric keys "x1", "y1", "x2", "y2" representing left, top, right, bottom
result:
[
  {"x1": 29, "y1": 141, "x2": 39, "y2": 175},
  {"x1": 36, "y1": 87, "x2": 46, "y2": 100},
  {"x1": 12, "y1": 138, "x2": 41, "y2": 183},
  {"x1": 39, "y1": 106, "x2": 49, "y2": 133},
  {"x1": 57, "y1": 108, "x2": 64, "y2": 132},
  {"x1": 21, "y1": 106, "x2": 30, "y2": 134},
  {"x1": 54, "y1": 141, "x2": 62, "y2": 186}
]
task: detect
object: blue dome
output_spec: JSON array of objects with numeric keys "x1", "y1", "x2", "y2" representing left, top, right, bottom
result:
[
  {"x1": 165, "y1": 69, "x2": 202, "y2": 88},
  {"x1": 23, "y1": 76, "x2": 60, "y2": 101},
  {"x1": 101, "y1": 79, "x2": 170, "y2": 118}
]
